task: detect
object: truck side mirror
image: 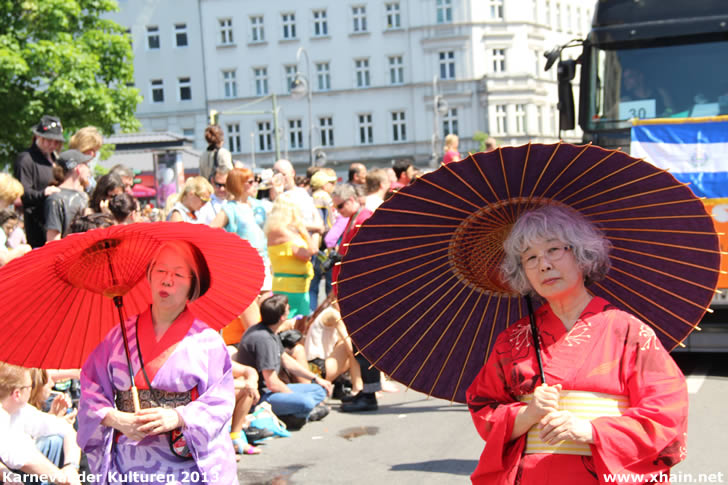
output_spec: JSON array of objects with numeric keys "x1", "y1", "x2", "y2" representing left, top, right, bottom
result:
[{"x1": 557, "y1": 59, "x2": 577, "y2": 131}]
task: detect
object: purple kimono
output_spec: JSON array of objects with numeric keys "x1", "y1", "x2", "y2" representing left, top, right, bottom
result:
[{"x1": 78, "y1": 307, "x2": 239, "y2": 485}]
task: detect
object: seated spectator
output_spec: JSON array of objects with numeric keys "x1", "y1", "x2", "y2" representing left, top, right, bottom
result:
[
  {"x1": 304, "y1": 306, "x2": 361, "y2": 396},
  {"x1": 235, "y1": 295, "x2": 332, "y2": 430},
  {"x1": 0, "y1": 362, "x2": 81, "y2": 485},
  {"x1": 228, "y1": 360, "x2": 267, "y2": 455},
  {"x1": 29, "y1": 369, "x2": 77, "y2": 425},
  {"x1": 0, "y1": 173, "x2": 32, "y2": 266}
]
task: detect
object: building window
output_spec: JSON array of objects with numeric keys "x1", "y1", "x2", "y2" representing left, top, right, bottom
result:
[
  {"x1": 392, "y1": 111, "x2": 406, "y2": 142},
  {"x1": 175, "y1": 23, "x2": 188, "y2": 47},
  {"x1": 385, "y1": 3, "x2": 401, "y2": 29},
  {"x1": 439, "y1": 51, "x2": 455, "y2": 80},
  {"x1": 358, "y1": 114, "x2": 373, "y2": 145},
  {"x1": 538, "y1": 105, "x2": 545, "y2": 134},
  {"x1": 150, "y1": 79, "x2": 164, "y2": 103},
  {"x1": 354, "y1": 59, "x2": 370, "y2": 88},
  {"x1": 555, "y1": 3, "x2": 562, "y2": 31},
  {"x1": 316, "y1": 62, "x2": 331, "y2": 91},
  {"x1": 250, "y1": 16, "x2": 264, "y2": 42},
  {"x1": 178, "y1": 77, "x2": 191, "y2": 101},
  {"x1": 313, "y1": 9, "x2": 328, "y2": 37},
  {"x1": 352, "y1": 6, "x2": 367, "y2": 33},
  {"x1": 515, "y1": 104, "x2": 526, "y2": 134},
  {"x1": 436, "y1": 0, "x2": 452, "y2": 24},
  {"x1": 443, "y1": 108, "x2": 458, "y2": 136},
  {"x1": 495, "y1": 105, "x2": 507, "y2": 135},
  {"x1": 544, "y1": 0, "x2": 551, "y2": 25},
  {"x1": 289, "y1": 119, "x2": 303, "y2": 149},
  {"x1": 227, "y1": 123, "x2": 241, "y2": 153},
  {"x1": 566, "y1": 4, "x2": 572, "y2": 33},
  {"x1": 222, "y1": 70, "x2": 237, "y2": 98},
  {"x1": 282, "y1": 13, "x2": 296, "y2": 39},
  {"x1": 284, "y1": 65, "x2": 297, "y2": 93},
  {"x1": 489, "y1": 0, "x2": 504, "y2": 20},
  {"x1": 320, "y1": 117, "x2": 334, "y2": 147},
  {"x1": 254, "y1": 67, "x2": 268, "y2": 96},
  {"x1": 493, "y1": 49, "x2": 506, "y2": 73},
  {"x1": 257, "y1": 121, "x2": 272, "y2": 151},
  {"x1": 183, "y1": 128, "x2": 195, "y2": 138},
  {"x1": 389, "y1": 55, "x2": 404, "y2": 85},
  {"x1": 219, "y1": 18, "x2": 233, "y2": 45},
  {"x1": 147, "y1": 26, "x2": 160, "y2": 49}
]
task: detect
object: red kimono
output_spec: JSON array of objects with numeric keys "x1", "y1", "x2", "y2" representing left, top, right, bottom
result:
[{"x1": 466, "y1": 297, "x2": 687, "y2": 485}]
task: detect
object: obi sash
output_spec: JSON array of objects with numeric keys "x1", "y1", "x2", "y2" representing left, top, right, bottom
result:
[{"x1": 519, "y1": 390, "x2": 629, "y2": 456}]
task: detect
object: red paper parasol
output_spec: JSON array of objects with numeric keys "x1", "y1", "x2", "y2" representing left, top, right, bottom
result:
[
  {"x1": 0, "y1": 222, "x2": 264, "y2": 369},
  {"x1": 336, "y1": 143, "x2": 722, "y2": 403}
]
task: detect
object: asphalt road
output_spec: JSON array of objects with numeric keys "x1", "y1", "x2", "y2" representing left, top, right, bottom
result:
[{"x1": 236, "y1": 353, "x2": 728, "y2": 485}]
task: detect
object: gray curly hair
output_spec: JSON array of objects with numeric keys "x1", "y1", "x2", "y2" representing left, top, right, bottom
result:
[{"x1": 500, "y1": 205, "x2": 611, "y2": 296}]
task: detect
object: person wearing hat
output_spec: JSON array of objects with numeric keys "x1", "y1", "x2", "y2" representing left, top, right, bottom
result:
[
  {"x1": 14, "y1": 115, "x2": 65, "y2": 248},
  {"x1": 44, "y1": 150, "x2": 92, "y2": 242},
  {"x1": 309, "y1": 169, "x2": 338, "y2": 311}
]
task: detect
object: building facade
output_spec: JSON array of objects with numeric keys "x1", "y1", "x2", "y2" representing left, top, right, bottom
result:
[{"x1": 110, "y1": 0, "x2": 594, "y2": 172}]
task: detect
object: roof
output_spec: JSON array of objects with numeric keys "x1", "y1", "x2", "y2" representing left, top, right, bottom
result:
[{"x1": 104, "y1": 131, "x2": 191, "y2": 146}]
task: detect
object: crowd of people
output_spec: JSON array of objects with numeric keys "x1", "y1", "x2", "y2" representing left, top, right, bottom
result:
[
  {"x1": 0, "y1": 117, "x2": 424, "y2": 483},
  {"x1": 1, "y1": 117, "x2": 690, "y2": 485}
]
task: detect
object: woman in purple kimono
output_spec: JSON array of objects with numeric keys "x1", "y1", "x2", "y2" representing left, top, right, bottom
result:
[{"x1": 78, "y1": 241, "x2": 238, "y2": 484}]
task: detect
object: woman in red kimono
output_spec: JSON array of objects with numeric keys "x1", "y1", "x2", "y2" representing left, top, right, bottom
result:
[{"x1": 467, "y1": 205, "x2": 688, "y2": 485}]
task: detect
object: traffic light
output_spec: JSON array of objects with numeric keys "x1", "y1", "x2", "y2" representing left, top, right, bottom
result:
[{"x1": 209, "y1": 109, "x2": 219, "y2": 125}]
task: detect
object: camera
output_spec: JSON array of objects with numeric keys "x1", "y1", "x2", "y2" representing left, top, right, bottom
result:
[{"x1": 321, "y1": 250, "x2": 344, "y2": 272}]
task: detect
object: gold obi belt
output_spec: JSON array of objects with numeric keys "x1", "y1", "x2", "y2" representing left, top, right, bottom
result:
[
  {"x1": 115, "y1": 389, "x2": 193, "y2": 413},
  {"x1": 518, "y1": 390, "x2": 628, "y2": 456}
]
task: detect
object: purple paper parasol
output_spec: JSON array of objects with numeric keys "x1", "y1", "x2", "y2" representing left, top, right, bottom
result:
[{"x1": 336, "y1": 143, "x2": 721, "y2": 403}]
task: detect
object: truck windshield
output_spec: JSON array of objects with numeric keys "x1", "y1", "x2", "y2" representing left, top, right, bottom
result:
[{"x1": 586, "y1": 41, "x2": 728, "y2": 130}]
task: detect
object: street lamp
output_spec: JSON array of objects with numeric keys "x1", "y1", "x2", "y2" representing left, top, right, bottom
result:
[
  {"x1": 291, "y1": 47, "x2": 314, "y2": 167},
  {"x1": 431, "y1": 75, "x2": 449, "y2": 165}
]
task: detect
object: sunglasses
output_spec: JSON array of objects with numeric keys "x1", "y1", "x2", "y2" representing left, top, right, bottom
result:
[
  {"x1": 213, "y1": 181, "x2": 226, "y2": 189},
  {"x1": 336, "y1": 199, "x2": 348, "y2": 210},
  {"x1": 197, "y1": 194, "x2": 211, "y2": 203}
]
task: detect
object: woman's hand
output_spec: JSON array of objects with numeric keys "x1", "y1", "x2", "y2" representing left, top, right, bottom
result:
[
  {"x1": 524, "y1": 383, "x2": 561, "y2": 423},
  {"x1": 49, "y1": 393, "x2": 73, "y2": 417},
  {"x1": 539, "y1": 410, "x2": 594, "y2": 444},
  {"x1": 102, "y1": 409, "x2": 146, "y2": 442},
  {"x1": 64, "y1": 408, "x2": 78, "y2": 425},
  {"x1": 135, "y1": 407, "x2": 184, "y2": 436}
]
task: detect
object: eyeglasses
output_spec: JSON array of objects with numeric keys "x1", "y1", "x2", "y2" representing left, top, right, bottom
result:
[
  {"x1": 152, "y1": 268, "x2": 192, "y2": 281},
  {"x1": 196, "y1": 194, "x2": 211, "y2": 203},
  {"x1": 521, "y1": 245, "x2": 571, "y2": 270},
  {"x1": 336, "y1": 199, "x2": 349, "y2": 210},
  {"x1": 213, "y1": 181, "x2": 226, "y2": 189}
]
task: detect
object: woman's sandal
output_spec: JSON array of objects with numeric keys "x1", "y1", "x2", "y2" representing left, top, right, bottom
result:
[{"x1": 232, "y1": 437, "x2": 261, "y2": 455}]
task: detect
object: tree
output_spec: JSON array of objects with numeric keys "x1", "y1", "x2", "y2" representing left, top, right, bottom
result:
[
  {"x1": 472, "y1": 131, "x2": 491, "y2": 152},
  {"x1": 0, "y1": 0, "x2": 141, "y2": 168}
]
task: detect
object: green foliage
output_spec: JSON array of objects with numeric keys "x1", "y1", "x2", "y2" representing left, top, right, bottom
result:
[
  {"x1": 472, "y1": 131, "x2": 490, "y2": 152},
  {"x1": 0, "y1": 0, "x2": 141, "y2": 167}
]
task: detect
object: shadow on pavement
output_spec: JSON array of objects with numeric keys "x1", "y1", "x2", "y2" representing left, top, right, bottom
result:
[
  {"x1": 390, "y1": 459, "x2": 478, "y2": 476},
  {"x1": 238, "y1": 464, "x2": 305, "y2": 485}
]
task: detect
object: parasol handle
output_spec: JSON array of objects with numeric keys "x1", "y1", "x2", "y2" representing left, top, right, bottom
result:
[
  {"x1": 114, "y1": 296, "x2": 140, "y2": 413},
  {"x1": 525, "y1": 295, "x2": 547, "y2": 385},
  {"x1": 131, "y1": 386, "x2": 141, "y2": 413}
]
